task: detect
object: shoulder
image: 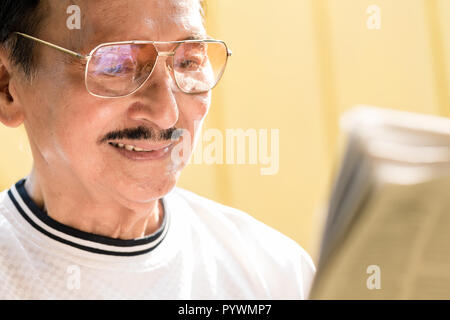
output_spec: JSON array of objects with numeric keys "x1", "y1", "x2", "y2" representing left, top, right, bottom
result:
[
  {"x1": 0, "y1": 189, "x2": 22, "y2": 282},
  {"x1": 0, "y1": 189, "x2": 12, "y2": 232},
  {"x1": 0, "y1": 189, "x2": 20, "y2": 251},
  {"x1": 168, "y1": 187, "x2": 316, "y2": 298},
  {"x1": 0, "y1": 188, "x2": 27, "y2": 257}
]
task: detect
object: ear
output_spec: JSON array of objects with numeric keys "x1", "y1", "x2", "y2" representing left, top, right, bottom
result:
[{"x1": 0, "y1": 47, "x2": 24, "y2": 128}]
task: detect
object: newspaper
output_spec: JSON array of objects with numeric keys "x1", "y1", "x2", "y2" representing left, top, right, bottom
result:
[{"x1": 309, "y1": 106, "x2": 450, "y2": 299}]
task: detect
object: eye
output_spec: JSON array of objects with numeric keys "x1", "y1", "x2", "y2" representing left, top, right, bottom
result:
[
  {"x1": 103, "y1": 63, "x2": 136, "y2": 75},
  {"x1": 93, "y1": 51, "x2": 137, "y2": 76},
  {"x1": 177, "y1": 59, "x2": 201, "y2": 70},
  {"x1": 103, "y1": 64, "x2": 123, "y2": 74},
  {"x1": 175, "y1": 42, "x2": 208, "y2": 71}
]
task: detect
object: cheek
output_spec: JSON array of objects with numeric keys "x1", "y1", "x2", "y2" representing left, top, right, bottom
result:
[
  {"x1": 21, "y1": 86, "x2": 62, "y2": 161},
  {"x1": 23, "y1": 67, "x2": 90, "y2": 149},
  {"x1": 179, "y1": 91, "x2": 211, "y2": 123},
  {"x1": 48, "y1": 109, "x2": 96, "y2": 165},
  {"x1": 58, "y1": 100, "x2": 112, "y2": 144},
  {"x1": 170, "y1": 92, "x2": 210, "y2": 163},
  {"x1": 178, "y1": 91, "x2": 210, "y2": 138},
  {"x1": 43, "y1": 97, "x2": 113, "y2": 168}
]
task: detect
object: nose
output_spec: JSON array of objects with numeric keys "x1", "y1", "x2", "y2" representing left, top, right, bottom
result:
[{"x1": 126, "y1": 56, "x2": 179, "y2": 130}]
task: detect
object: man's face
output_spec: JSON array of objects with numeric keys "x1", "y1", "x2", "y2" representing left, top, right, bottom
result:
[{"x1": 13, "y1": 0, "x2": 210, "y2": 205}]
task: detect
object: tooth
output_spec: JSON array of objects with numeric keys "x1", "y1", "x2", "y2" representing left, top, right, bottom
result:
[
  {"x1": 118, "y1": 143, "x2": 125, "y2": 148},
  {"x1": 125, "y1": 144, "x2": 134, "y2": 151},
  {"x1": 133, "y1": 147, "x2": 144, "y2": 152}
]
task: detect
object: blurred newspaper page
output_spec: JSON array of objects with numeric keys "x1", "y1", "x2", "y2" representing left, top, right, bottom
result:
[{"x1": 310, "y1": 106, "x2": 450, "y2": 299}]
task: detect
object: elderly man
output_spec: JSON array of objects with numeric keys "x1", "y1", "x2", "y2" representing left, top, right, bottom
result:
[{"x1": 0, "y1": 0, "x2": 315, "y2": 299}]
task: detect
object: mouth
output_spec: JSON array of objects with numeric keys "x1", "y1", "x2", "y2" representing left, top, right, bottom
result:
[
  {"x1": 108, "y1": 140, "x2": 175, "y2": 161},
  {"x1": 108, "y1": 141, "x2": 172, "y2": 152}
]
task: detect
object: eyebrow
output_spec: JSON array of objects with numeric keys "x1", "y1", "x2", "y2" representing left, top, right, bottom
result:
[{"x1": 180, "y1": 33, "x2": 211, "y2": 41}]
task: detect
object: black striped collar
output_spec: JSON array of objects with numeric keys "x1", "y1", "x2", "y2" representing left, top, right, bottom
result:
[{"x1": 7, "y1": 179, "x2": 170, "y2": 256}]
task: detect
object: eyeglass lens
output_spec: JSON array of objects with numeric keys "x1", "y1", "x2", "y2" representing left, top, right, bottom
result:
[{"x1": 86, "y1": 41, "x2": 228, "y2": 97}]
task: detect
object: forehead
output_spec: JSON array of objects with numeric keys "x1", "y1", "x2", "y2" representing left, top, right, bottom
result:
[{"x1": 45, "y1": 0, "x2": 205, "y2": 51}]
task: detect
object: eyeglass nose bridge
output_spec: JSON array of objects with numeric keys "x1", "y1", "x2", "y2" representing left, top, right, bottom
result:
[
  {"x1": 141, "y1": 49, "x2": 177, "y2": 89},
  {"x1": 152, "y1": 50, "x2": 176, "y2": 74},
  {"x1": 157, "y1": 51, "x2": 175, "y2": 57}
]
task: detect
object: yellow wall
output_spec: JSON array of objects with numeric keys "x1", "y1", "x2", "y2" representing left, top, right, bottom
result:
[
  {"x1": 178, "y1": 0, "x2": 450, "y2": 261},
  {"x1": 0, "y1": 126, "x2": 32, "y2": 189},
  {"x1": 1, "y1": 0, "x2": 449, "y2": 263}
]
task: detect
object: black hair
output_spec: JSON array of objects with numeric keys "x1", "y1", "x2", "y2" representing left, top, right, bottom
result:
[{"x1": 0, "y1": 0, "x2": 44, "y2": 76}]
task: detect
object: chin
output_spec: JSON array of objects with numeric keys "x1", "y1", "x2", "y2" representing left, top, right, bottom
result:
[{"x1": 118, "y1": 174, "x2": 179, "y2": 204}]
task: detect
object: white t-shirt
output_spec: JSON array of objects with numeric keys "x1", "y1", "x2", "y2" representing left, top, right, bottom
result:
[{"x1": 0, "y1": 178, "x2": 315, "y2": 299}]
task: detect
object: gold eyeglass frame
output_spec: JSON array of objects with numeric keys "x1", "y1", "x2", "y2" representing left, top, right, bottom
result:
[{"x1": 15, "y1": 32, "x2": 232, "y2": 98}]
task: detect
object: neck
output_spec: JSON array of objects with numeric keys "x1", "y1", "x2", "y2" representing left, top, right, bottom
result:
[{"x1": 24, "y1": 168, "x2": 164, "y2": 240}]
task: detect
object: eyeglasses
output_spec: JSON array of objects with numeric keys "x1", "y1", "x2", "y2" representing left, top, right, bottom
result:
[{"x1": 15, "y1": 32, "x2": 232, "y2": 98}]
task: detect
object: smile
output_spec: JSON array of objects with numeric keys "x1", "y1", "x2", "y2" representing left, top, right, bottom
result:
[
  {"x1": 108, "y1": 142, "x2": 170, "y2": 153},
  {"x1": 108, "y1": 140, "x2": 175, "y2": 161}
]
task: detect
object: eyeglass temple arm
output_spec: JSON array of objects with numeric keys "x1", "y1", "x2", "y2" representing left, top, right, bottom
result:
[{"x1": 14, "y1": 32, "x2": 87, "y2": 59}]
